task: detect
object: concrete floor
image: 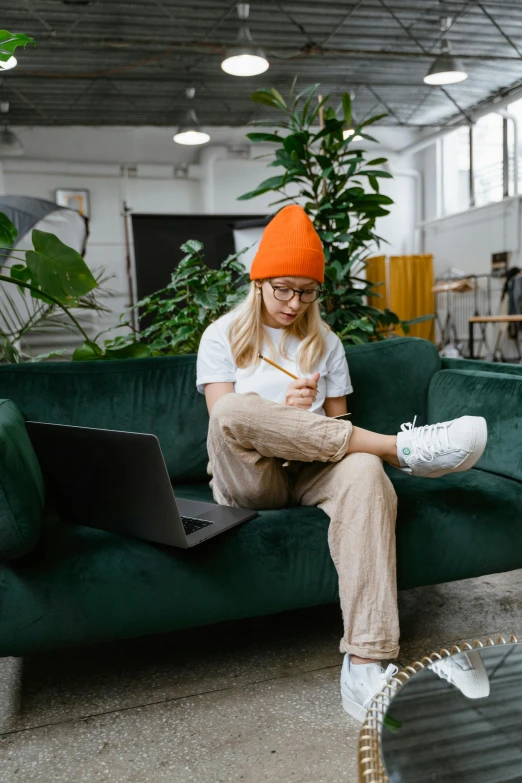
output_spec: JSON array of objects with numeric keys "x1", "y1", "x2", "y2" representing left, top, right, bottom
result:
[{"x1": 1, "y1": 569, "x2": 522, "y2": 783}]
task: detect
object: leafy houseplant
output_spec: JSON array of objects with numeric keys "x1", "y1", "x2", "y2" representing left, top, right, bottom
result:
[
  {"x1": 104, "y1": 240, "x2": 250, "y2": 357},
  {"x1": 239, "y1": 84, "x2": 415, "y2": 343},
  {"x1": 0, "y1": 219, "x2": 109, "y2": 362}
]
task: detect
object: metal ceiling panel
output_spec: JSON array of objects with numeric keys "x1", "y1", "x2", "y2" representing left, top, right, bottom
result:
[{"x1": 1, "y1": 0, "x2": 522, "y2": 127}]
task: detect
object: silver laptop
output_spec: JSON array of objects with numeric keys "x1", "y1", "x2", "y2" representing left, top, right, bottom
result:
[{"x1": 26, "y1": 422, "x2": 258, "y2": 549}]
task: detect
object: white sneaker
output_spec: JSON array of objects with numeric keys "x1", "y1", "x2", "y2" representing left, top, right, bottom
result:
[
  {"x1": 340, "y1": 654, "x2": 398, "y2": 723},
  {"x1": 396, "y1": 415, "x2": 488, "y2": 478},
  {"x1": 430, "y1": 650, "x2": 490, "y2": 699}
]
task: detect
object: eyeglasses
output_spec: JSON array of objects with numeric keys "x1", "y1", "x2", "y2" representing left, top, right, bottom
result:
[{"x1": 268, "y1": 280, "x2": 321, "y2": 304}]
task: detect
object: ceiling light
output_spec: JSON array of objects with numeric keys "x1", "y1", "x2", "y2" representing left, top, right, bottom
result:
[
  {"x1": 221, "y1": 3, "x2": 269, "y2": 77},
  {"x1": 343, "y1": 128, "x2": 363, "y2": 142},
  {"x1": 173, "y1": 89, "x2": 210, "y2": 146},
  {"x1": 424, "y1": 16, "x2": 468, "y2": 86},
  {"x1": 0, "y1": 127, "x2": 24, "y2": 156},
  {"x1": 0, "y1": 56, "x2": 18, "y2": 71},
  {"x1": 343, "y1": 111, "x2": 363, "y2": 142},
  {"x1": 424, "y1": 53, "x2": 468, "y2": 85}
]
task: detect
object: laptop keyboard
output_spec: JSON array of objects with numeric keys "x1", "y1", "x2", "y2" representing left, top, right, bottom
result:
[{"x1": 181, "y1": 516, "x2": 214, "y2": 536}]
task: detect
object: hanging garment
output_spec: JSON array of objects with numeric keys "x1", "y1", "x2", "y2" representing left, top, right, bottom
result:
[{"x1": 502, "y1": 269, "x2": 522, "y2": 338}]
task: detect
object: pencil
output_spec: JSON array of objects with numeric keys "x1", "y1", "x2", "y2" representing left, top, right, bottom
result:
[{"x1": 258, "y1": 354, "x2": 298, "y2": 380}]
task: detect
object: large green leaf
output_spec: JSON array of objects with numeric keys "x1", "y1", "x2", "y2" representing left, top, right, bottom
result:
[
  {"x1": 180, "y1": 239, "x2": 203, "y2": 254},
  {"x1": 194, "y1": 287, "x2": 219, "y2": 309},
  {"x1": 0, "y1": 30, "x2": 35, "y2": 63},
  {"x1": 311, "y1": 119, "x2": 345, "y2": 142},
  {"x1": 341, "y1": 93, "x2": 352, "y2": 129},
  {"x1": 0, "y1": 212, "x2": 18, "y2": 246},
  {"x1": 72, "y1": 341, "x2": 104, "y2": 362},
  {"x1": 25, "y1": 229, "x2": 98, "y2": 303},
  {"x1": 359, "y1": 113, "x2": 388, "y2": 129},
  {"x1": 103, "y1": 342, "x2": 150, "y2": 360},
  {"x1": 238, "y1": 174, "x2": 288, "y2": 201},
  {"x1": 250, "y1": 89, "x2": 286, "y2": 110},
  {"x1": 246, "y1": 132, "x2": 282, "y2": 143}
]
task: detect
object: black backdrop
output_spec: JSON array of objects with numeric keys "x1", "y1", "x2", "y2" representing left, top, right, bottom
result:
[{"x1": 132, "y1": 214, "x2": 266, "y2": 301}]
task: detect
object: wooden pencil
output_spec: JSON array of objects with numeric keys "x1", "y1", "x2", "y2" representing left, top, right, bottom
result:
[{"x1": 258, "y1": 354, "x2": 298, "y2": 380}]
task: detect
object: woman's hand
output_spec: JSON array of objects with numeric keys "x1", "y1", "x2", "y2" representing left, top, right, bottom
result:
[{"x1": 285, "y1": 372, "x2": 321, "y2": 409}]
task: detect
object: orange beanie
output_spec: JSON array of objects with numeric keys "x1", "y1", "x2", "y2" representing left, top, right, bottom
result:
[{"x1": 249, "y1": 205, "x2": 324, "y2": 283}]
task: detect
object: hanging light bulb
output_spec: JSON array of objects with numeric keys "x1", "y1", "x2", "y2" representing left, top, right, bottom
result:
[
  {"x1": 0, "y1": 101, "x2": 24, "y2": 157},
  {"x1": 173, "y1": 88, "x2": 210, "y2": 146},
  {"x1": 424, "y1": 17, "x2": 467, "y2": 85},
  {"x1": 221, "y1": 3, "x2": 269, "y2": 77},
  {"x1": 343, "y1": 110, "x2": 363, "y2": 142},
  {"x1": 0, "y1": 56, "x2": 17, "y2": 71}
]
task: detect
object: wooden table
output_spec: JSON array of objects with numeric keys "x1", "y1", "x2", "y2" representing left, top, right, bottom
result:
[{"x1": 468, "y1": 314, "x2": 522, "y2": 360}]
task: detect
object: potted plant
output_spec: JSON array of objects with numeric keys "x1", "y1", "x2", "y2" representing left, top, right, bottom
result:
[{"x1": 239, "y1": 83, "x2": 423, "y2": 343}]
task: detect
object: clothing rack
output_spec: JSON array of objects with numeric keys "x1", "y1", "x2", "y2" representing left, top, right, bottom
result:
[{"x1": 434, "y1": 271, "x2": 519, "y2": 361}]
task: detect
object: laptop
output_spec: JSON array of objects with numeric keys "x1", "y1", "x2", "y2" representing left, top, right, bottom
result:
[{"x1": 26, "y1": 422, "x2": 258, "y2": 549}]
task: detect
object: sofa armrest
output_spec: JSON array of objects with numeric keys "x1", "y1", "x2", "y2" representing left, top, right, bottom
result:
[
  {"x1": 428, "y1": 369, "x2": 522, "y2": 482},
  {"x1": 0, "y1": 399, "x2": 45, "y2": 560}
]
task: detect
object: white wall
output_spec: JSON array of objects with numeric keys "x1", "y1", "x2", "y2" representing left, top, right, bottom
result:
[
  {"x1": 0, "y1": 124, "x2": 416, "y2": 347},
  {"x1": 424, "y1": 196, "x2": 521, "y2": 278}
]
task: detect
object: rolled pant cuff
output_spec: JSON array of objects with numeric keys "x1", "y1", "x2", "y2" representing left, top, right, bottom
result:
[{"x1": 340, "y1": 641, "x2": 400, "y2": 661}]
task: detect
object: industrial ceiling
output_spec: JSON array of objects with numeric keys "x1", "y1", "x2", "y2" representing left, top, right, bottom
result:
[{"x1": 1, "y1": 0, "x2": 522, "y2": 129}]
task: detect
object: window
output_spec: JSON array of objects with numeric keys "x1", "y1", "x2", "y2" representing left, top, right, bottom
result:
[
  {"x1": 472, "y1": 113, "x2": 504, "y2": 207},
  {"x1": 439, "y1": 110, "x2": 517, "y2": 216}
]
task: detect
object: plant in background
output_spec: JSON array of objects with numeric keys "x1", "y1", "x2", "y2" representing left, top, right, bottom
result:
[
  {"x1": 0, "y1": 213, "x2": 147, "y2": 362},
  {"x1": 239, "y1": 83, "x2": 426, "y2": 343},
  {"x1": 0, "y1": 30, "x2": 35, "y2": 67},
  {"x1": 104, "y1": 240, "x2": 250, "y2": 357}
]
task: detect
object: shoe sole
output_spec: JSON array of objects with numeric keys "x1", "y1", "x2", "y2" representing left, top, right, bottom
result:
[
  {"x1": 426, "y1": 416, "x2": 488, "y2": 479},
  {"x1": 341, "y1": 691, "x2": 367, "y2": 723}
]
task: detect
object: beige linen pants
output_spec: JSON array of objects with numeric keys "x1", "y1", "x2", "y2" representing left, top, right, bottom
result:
[{"x1": 207, "y1": 392, "x2": 399, "y2": 660}]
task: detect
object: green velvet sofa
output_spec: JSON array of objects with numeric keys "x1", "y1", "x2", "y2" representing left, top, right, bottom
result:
[{"x1": 0, "y1": 337, "x2": 521, "y2": 657}]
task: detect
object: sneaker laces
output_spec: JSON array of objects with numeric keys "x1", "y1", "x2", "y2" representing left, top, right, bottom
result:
[
  {"x1": 400, "y1": 416, "x2": 451, "y2": 463},
  {"x1": 363, "y1": 663, "x2": 399, "y2": 707}
]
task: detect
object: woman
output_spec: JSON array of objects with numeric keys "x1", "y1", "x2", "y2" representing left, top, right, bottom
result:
[{"x1": 196, "y1": 205, "x2": 488, "y2": 722}]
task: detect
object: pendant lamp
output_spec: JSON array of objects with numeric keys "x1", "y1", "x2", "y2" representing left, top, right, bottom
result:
[
  {"x1": 221, "y1": 3, "x2": 269, "y2": 77},
  {"x1": 173, "y1": 88, "x2": 210, "y2": 146},
  {"x1": 424, "y1": 16, "x2": 467, "y2": 86}
]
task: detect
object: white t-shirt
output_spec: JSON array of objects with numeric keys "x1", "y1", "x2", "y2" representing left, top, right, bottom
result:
[{"x1": 196, "y1": 310, "x2": 353, "y2": 416}]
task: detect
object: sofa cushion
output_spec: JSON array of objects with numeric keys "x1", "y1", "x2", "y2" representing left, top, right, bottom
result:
[
  {"x1": 427, "y1": 369, "x2": 522, "y2": 482},
  {"x1": 0, "y1": 399, "x2": 45, "y2": 561},
  {"x1": 0, "y1": 466, "x2": 520, "y2": 656},
  {"x1": 388, "y1": 468, "x2": 522, "y2": 590}
]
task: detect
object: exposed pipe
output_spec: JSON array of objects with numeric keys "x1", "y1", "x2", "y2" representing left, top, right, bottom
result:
[
  {"x1": 199, "y1": 145, "x2": 228, "y2": 214},
  {"x1": 389, "y1": 167, "x2": 424, "y2": 253},
  {"x1": 496, "y1": 109, "x2": 519, "y2": 196}
]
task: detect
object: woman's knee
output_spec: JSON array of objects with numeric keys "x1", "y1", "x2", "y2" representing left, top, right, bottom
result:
[
  {"x1": 341, "y1": 452, "x2": 397, "y2": 494},
  {"x1": 209, "y1": 392, "x2": 262, "y2": 436}
]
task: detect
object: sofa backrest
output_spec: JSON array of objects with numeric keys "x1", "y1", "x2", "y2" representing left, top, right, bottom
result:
[
  {"x1": 0, "y1": 356, "x2": 210, "y2": 481},
  {"x1": 346, "y1": 337, "x2": 440, "y2": 433},
  {"x1": 0, "y1": 337, "x2": 440, "y2": 481},
  {"x1": 442, "y1": 357, "x2": 522, "y2": 377},
  {"x1": 0, "y1": 399, "x2": 45, "y2": 560},
  {"x1": 428, "y1": 369, "x2": 522, "y2": 483}
]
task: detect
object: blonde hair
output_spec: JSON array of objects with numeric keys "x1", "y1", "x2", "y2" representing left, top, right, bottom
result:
[{"x1": 227, "y1": 281, "x2": 329, "y2": 375}]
